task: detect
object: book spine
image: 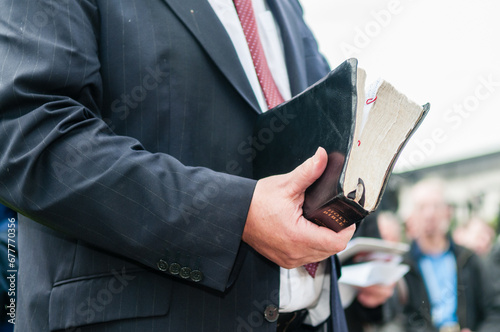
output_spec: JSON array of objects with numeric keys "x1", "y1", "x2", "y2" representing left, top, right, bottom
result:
[{"x1": 305, "y1": 196, "x2": 368, "y2": 232}]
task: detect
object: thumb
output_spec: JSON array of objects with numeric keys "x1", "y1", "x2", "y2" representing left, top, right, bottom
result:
[{"x1": 288, "y1": 147, "x2": 328, "y2": 195}]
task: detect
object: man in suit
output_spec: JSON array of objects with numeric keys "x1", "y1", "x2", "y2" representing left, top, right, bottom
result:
[{"x1": 0, "y1": 0, "x2": 355, "y2": 331}]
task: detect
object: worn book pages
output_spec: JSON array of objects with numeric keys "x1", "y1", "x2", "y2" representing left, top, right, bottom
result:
[{"x1": 344, "y1": 75, "x2": 427, "y2": 212}]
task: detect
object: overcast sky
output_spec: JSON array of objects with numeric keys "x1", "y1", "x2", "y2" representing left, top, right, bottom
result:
[{"x1": 300, "y1": 0, "x2": 500, "y2": 172}]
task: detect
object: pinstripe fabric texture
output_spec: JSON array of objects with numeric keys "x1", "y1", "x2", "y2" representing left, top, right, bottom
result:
[{"x1": 0, "y1": 0, "x2": 342, "y2": 331}]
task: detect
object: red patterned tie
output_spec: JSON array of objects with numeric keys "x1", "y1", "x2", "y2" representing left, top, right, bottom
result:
[
  {"x1": 233, "y1": 0, "x2": 318, "y2": 278},
  {"x1": 304, "y1": 262, "x2": 320, "y2": 278},
  {"x1": 233, "y1": 0, "x2": 285, "y2": 109}
]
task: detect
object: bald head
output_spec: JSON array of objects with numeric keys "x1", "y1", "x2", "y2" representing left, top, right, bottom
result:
[{"x1": 407, "y1": 179, "x2": 451, "y2": 241}]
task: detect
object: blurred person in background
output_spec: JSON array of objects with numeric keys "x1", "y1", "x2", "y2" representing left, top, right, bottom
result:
[
  {"x1": 484, "y1": 234, "x2": 500, "y2": 324},
  {"x1": 401, "y1": 178, "x2": 500, "y2": 332},
  {"x1": 484, "y1": 208, "x2": 500, "y2": 325},
  {"x1": 377, "y1": 211, "x2": 403, "y2": 244}
]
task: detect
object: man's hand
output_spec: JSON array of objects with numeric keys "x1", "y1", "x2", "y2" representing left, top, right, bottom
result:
[
  {"x1": 242, "y1": 147, "x2": 356, "y2": 269},
  {"x1": 356, "y1": 283, "x2": 396, "y2": 308}
]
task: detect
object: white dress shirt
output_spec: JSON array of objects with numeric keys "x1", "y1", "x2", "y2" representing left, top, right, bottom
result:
[{"x1": 207, "y1": 0, "x2": 330, "y2": 326}]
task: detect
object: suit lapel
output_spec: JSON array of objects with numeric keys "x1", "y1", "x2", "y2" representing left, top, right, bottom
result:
[{"x1": 161, "y1": 0, "x2": 261, "y2": 113}]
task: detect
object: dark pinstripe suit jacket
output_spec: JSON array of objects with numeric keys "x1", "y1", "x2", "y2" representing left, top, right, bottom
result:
[{"x1": 0, "y1": 0, "x2": 346, "y2": 331}]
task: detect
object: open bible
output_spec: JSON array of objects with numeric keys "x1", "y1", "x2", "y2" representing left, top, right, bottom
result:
[{"x1": 253, "y1": 58, "x2": 429, "y2": 232}]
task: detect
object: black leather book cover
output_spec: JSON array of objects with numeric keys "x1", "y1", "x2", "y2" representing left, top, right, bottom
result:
[{"x1": 252, "y1": 58, "x2": 365, "y2": 232}]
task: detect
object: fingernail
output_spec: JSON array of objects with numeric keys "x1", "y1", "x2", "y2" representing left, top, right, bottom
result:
[{"x1": 313, "y1": 147, "x2": 321, "y2": 164}]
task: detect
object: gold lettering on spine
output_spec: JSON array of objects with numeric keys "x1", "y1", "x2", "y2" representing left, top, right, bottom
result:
[
  {"x1": 322, "y1": 208, "x2": 347, "y2": 227},
  {"x1": 313, "y1": 219, "x2": 328, "y2": 228}
]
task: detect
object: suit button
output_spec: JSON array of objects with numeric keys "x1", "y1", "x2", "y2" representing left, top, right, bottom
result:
[
  {"x1": 190, "y1": 270, "x2": 203, "y2": 282},
  {"x1": 157, "y1": 260, "x2": 168, "y2": 272},
  {"x1": 169, "y1": 263, "x2": 181, "y2": 275},
  {"x1": 180, "y1": 267, "x2": 191, "y2": 279},
  {"x1": 264, "y1": 304, "x2": 279, "y2": 323}
]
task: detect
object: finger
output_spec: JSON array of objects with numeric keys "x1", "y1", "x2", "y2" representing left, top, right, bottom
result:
[
  {"x1": 287, "y1": 147, "x2": 328, "y2": 196},
  {"x1": 295, "y1": 219, "x2": 356, "y2": 256},
  {"x1": 357, "y1": 284, "x2": 395, "y2": 307},
  {"x1": 316, "y1": 223, "x2": 355, "y2": 253}
]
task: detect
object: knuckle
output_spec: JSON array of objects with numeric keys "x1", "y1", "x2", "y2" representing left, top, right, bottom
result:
[
  {"x1": 281, "y1": 248, "x2": 304, "y2": 268},
  {"x1": 286, "y1": 250, "x2": 302, "y2": 263},
  {"x1": 281, "y1": 261, "x2": 296, "y2": 269}
]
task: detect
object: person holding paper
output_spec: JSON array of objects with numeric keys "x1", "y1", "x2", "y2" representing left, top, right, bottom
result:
[{"x1": 342, "y1": 212, "x2": 406, "y2": 332}]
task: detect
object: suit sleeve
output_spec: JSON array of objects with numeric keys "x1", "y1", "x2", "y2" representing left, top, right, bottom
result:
[{"x1": 0, "y1": 0, "x2": 255, "y2": 292}]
